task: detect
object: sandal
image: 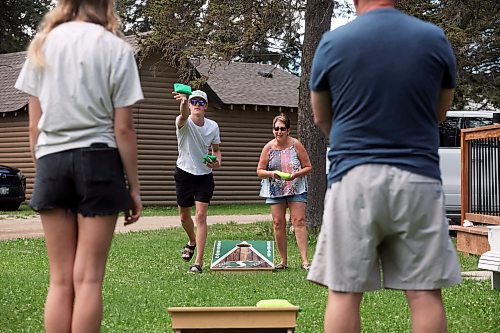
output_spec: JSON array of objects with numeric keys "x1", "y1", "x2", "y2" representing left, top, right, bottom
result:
[
  {"x1": 188, "y1": 264, "x2": 203, "y2": 274},
  {"x1": 181, "y1": 243, "x2": 196, "y2": 262},
  {"x1": 300, "y1": 263, "x2": 311, "y2": 271},
  {"x1": 274, "y1": 263, "x2": 288, "y2": 270}
]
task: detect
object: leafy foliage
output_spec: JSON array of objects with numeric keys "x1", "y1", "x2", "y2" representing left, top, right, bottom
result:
[
  {"x1": 141, "y1": 0, "x2": 304, "y2": 84},
  {"x1": 0, "y1": 0, "x2": 52, "y2": 54},
  {"x1": 116, "y1": 0, "x2": 152, "y2": 35},
  {"x1": 397, "y1": 0, "x2": 500, "y2": 110},
  {"x1": 0, "y1": 0, "x2": 151, "y2": 53}
]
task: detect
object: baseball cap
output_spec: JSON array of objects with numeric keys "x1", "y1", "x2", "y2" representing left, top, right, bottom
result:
[{"x1": 188, "y1": 90, "x2": 208, "y2": 103}]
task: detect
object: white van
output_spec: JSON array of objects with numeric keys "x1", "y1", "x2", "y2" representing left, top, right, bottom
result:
[{"x1": 439, "y1": 110, "x2": 499, "y2": 222}]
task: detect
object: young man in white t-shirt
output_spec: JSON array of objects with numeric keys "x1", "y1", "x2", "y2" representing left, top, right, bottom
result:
[{"x1": 172, "y1": 90, "x2": 222, "y2": 273}]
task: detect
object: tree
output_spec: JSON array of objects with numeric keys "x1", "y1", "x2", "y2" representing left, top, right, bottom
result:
[
  {"x1": 141, "y1": 0, "x2": 304, "y2": 80},
  {"x1": 297, "y1": 1, "x2": 333, "y2": 227},
  {"x1": 0, "y1": 0, "x2": 153, "y2": 53},
  {"x1": 396, "y1": 0, "x2": 500, "y2": 110},
  {"x1": 116, "y1": 0, "x2": 152, "y2": 35},
  {"x1": 0, "y1": 0, "x2": 52, "y2": 54}
]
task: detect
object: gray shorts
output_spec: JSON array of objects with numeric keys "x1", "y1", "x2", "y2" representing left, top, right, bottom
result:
[{"x1": 307, "y1": 164, "x2": 462, "y2": 292}]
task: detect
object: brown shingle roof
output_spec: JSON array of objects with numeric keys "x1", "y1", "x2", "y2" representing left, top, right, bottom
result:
[
  {"x1": 0, "y1": 44, "x2": 299, "y2": 113},
  {"x1": 0, "y1": 36, "x2": 137, "y2": 114},
  {"x1": 195, "y1": 60, "x2": 299, "y2": 108},
  {"x1": 0, "y1": 51, "x2": 28, "y2": 113}
]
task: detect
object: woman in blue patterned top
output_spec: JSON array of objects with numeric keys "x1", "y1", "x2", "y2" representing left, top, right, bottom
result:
[{"x1": 257, "y1": 113, "x2": 312, "y2": 270}]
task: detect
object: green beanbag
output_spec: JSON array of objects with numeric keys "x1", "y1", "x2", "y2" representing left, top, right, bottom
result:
[
  {"x1": 202, "y1": 154, "x2": 217, "y2": 164},
  {"x1": 275, "y1": 171, "x2": 291, "y2": 180},
  {"x1": 174, "y1": 83, "x2": 192, "y2": 95},
  {"x1": 256, "y1": 299, "x2": 295, "y2": 307}
]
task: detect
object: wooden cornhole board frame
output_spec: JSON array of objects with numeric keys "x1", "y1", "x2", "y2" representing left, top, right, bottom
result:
[
  {"x1": 168, "y1": 306, "x2": 300, "y2": 332},
  {"x1": 211, "y1": 240, "x2": 275, "y2": 271}
]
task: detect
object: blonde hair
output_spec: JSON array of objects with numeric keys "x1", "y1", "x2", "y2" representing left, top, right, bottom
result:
[{"x1": 28, "y1": 0, "x2": 123, "y2": 68}]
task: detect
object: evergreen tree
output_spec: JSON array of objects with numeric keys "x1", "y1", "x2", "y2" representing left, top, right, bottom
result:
[
  {"x1": 0, "y1": 0, "x2": 52, "y2": 54},
  {"x1": 397, "y1": 0, "x2": 500, "y2": 109},
  {"x1": 141, "y1": 0, "x2": 304, "y2": 78},
  {"x1": 116, "y1": 0, "x2": 152, "y2": 35}
]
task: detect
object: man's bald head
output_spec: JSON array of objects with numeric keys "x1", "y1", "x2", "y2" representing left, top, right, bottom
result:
[{"x1": 353, "y1": 0, "x2": 395, "y2": 15}]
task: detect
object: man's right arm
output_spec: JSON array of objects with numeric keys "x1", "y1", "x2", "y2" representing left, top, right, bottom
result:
[
  {"x1": 173, "y1": 92, "x2": 189, "y2": 128},
  {"x1": 436, "y1": 88, "x2": 454, "y2": 123},
  {"x1": 309, "y1": 34, "x2": 333, "y2": 137},
  {"x1": 311, "y1": 91, "x2": 333, "y2": 137}
]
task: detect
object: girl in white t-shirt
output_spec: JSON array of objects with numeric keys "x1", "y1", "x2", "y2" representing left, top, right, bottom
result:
[{"x1": 15, "y1": 1, "x2": 143, "y2": 332}]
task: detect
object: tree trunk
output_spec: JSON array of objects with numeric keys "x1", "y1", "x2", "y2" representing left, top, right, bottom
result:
[{"x1": 298, "y1": 0, "x2": 333, "y2": 228}]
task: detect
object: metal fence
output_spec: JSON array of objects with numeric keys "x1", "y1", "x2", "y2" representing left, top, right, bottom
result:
[
  {"x1": 461, "y1": 124, "x2": 500, "y2": 226},
  {"x1": 469, "y1": 137, "x2": 500, "y2": 216}
]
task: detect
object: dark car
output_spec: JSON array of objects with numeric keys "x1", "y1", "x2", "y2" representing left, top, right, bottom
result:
[{"x1": 0, "y1": 165, "x2": 26, "y2": 211}]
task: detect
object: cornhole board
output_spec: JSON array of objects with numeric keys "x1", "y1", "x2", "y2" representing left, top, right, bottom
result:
[
  {"x1": 211, "y1": 240, "x2": 274, "y2": 271},
  {"x1": 168, "y1": 306, "x2": 299, "y2": 332}
]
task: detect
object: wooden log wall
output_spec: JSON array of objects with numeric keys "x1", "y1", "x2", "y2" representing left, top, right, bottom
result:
[{"x1": 0, "y1": 57, "x2": 298, "y2": 206}]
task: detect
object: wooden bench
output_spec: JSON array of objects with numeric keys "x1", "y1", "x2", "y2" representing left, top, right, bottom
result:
[
  {"x1": 167, "y1": 306, "x2": 300, "y2": 333},
  {"x1": 449, "y1": 225, "x2": 489, "y2": 256}
]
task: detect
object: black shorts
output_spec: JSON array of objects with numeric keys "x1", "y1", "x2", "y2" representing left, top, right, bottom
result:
[
  {"x1": 174, "y1": 167, "x2": 215, "y2": 207},
  {"x1": 30, "y1": 144, "x2": 130, "y2": 217}
]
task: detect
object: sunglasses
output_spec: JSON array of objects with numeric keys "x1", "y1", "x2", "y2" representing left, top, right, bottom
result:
[
  {"x1": 273, "y1": 126, "x2": 288, "y2": 132},
  {"x1": 190, "y1": 99, "x2": 206, "y2": 106}
]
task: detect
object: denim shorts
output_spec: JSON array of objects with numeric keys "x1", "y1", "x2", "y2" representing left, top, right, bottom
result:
[
  {"x1": 174, "y1": 167, "x2": 215, "y2": 207},
  {"x1": 30, "y1": 144, "x2": 130, "y2": 217},
  {"x1": 265, "y1": 192, "x2": 308, "y2": 205}
]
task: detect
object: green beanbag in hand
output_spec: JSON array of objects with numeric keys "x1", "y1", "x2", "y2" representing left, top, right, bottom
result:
[
  {"x1": 174, "y1": 83, "x2": 192, "y2": 95},
  {"x1": 275, "y1": 171, "x2": 291, "y2": 180},
  {"x1": 202, "y1": 154, "x2": 217, "y2": 164}
]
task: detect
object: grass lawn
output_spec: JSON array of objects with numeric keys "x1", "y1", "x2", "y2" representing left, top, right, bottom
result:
[
  {"x1": 0, "y1": 203, "x2": 270, "y2": 219},
  {"x1": 0, "y1": 216, "x2": 498, "y2": 332}
]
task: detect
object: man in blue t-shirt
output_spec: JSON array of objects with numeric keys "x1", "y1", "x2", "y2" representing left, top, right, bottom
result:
[{"x1": 307, "y1": 1, "x2": 462, "y2": 332}]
